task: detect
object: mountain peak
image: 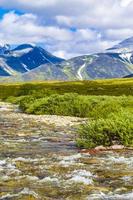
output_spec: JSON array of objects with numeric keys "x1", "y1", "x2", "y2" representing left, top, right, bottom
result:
[
  {"x1": 0, "y1": 44, "x2": 11, "y2": 55},
  {"x1": 0, "y1": 43, "x2": 65, "y2": 77},
  {"x1": 107, "y1": 36, "x2": 133, "y2": 53},
  {"x1": 13, "y1": 43, "x2": 35, "y2": 51},
  {"x1": 121, "y1": 36, "x2": 133, "y2": 43}
]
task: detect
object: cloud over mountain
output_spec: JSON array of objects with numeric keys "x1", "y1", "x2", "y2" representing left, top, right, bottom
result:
[{"x1": 0, "y1": 0, "x2": 133, "y2": 58}]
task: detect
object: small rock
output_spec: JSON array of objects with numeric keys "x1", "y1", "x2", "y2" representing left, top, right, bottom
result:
[
  {"x1": 95, "y1": 146, "x2": 106, "y2": 151},
  {"x1": 108, "y1": 145, "x2": 125, "y2": 150}
]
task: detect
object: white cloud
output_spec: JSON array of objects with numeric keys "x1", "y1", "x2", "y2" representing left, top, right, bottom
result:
[
  {"x1": 0, "y1": 12, "x2": 72, "y2": 44},
  {"x1": 121, "y1": 0, "x2": 133, "y2": 7},
  {"x1": 1, "y1": 0, "x2": 133, "y2": 29},
  {"x1": 0, "y1": 0, "x2": 133, "y2": 58},
  {"x1": 105, "y1": 29, "x2": 133, "y2": 40},
  {"x1": 0, "y1": 12, "x2": 108, "y2": 58}
]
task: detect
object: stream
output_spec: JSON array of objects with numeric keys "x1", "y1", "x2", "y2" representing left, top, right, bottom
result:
[{"x1": 0, "y1": 102, "x2": 133, "y2": 200}]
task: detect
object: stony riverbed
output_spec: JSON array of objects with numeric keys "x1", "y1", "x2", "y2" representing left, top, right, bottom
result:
[{"x1": 0, "y1": 102, "x2": 133, "y2": 200}]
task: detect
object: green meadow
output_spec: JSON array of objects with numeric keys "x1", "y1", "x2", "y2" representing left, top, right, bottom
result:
[
  {"x1": 0, "y1": 78, "x2": 133, "y2": 99},
  {"x1": 0, "y1": 78, "x2": 133, "y2": 148}
]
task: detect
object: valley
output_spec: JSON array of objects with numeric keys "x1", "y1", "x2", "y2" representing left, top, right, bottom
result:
[{"x1": 0, "y1": 1, "x2": 133, "y2": 200}]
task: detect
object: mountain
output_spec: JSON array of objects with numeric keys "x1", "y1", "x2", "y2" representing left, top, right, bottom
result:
[
  {"x1": 124, "y1": 74, "x2": 133, "y2": 78},
  {"x1": 0, "y1": 44, "x2": 64, "y2": 77},
  {"x1": 1, "y1": 64, "x2": 68, "y2": 82},
  {"x1": 58, "y1": 53, "x2": 132, "y2": 80},
  {"x1": 57, "y1": 37, "x2": 133, "y2": 80},
  {"x1": 107, "y1": 37, "x2": 133, "y2": 53},
  {"x1": 0, "y1": 37, "x2": 133, "y2": 82}
]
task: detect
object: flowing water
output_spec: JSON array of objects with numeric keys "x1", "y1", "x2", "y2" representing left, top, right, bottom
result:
[{"x1": 0, "y1": 102, "x2": 133, "y2": 200}]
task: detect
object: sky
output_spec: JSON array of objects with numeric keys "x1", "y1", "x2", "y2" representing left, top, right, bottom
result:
[{"x1": 0, "y1": 0, "x2": 133, "y2": 59}]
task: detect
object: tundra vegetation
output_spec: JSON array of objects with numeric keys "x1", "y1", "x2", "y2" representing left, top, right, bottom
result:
[{"x1": 0, "y1": 78, "x2": 133, "y2": 148}]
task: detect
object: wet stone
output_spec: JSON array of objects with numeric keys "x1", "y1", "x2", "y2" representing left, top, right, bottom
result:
[{"x1": 0, "y1": 102, "x2": 133, "y2": 200}]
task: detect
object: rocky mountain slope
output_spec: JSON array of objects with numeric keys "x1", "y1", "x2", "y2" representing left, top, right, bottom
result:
[
  {"x1": 0, "y1": 44, "x2": 64, "y2": 77},
  {"x1": 0, "y1": 37, "x2": 133, "y2": 81}
]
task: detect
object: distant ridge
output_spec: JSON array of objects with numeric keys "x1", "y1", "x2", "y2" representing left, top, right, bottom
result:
[
  {"x1": 0, "y1": 43, "x2": 64, "y2": 77},
  {"x1": 124, "y1": 74, "x2": 133, "y2": 78},
  {"x1": 0, "y1": 37, "x2": 133, "y2": 82}
]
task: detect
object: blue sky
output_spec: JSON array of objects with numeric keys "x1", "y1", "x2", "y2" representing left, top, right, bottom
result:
[
  {"x1": 0, "y1": 0, "x2": 133, "y2": 58},
  {"x1": 0, "y1": 8, "x2": 10, "y2": 18},
  {"x1": 0, "y1": 8, "x2": 23, "y2": 18}
]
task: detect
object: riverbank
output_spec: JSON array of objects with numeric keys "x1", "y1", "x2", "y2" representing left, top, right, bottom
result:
[
  {"x1": 0, "y1": 102, "x2": 87, "y2": 130},
  {"x1": 0, "y1": 101, "x2": 133, "y2": 200}
]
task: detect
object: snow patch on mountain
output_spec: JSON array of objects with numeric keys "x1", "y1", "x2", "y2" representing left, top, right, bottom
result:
[
  {"x1": 107, "y1": 37, "x2": 133, "y2": 53},
  {"x1": 12, "y1": 48, "x2": 33, "y2": 57},
  {"x1": 0, "y1": 58, "x2": 16, "y2": 75},
  {"x1": 77, "y1": 63, "x2": 86, "y2": 80},
  {"x1": 0, "y1": 44, "x2": 10, "y2": 55},
  {"x1": 22, "y1": 63, "x2": 30, "y2": 72},
  {"x1": 119, "y1": 52, "x2": 132, "y2": 64}
]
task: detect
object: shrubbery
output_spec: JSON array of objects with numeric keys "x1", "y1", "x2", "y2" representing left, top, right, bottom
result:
[
  {"x1": 4, "y1": 84, "x2": 133, "y2": 148},
  {"x1": 8, "y1": 93, "x2": 132, "y2": 118},
  {"x1": 18, "y1": 93, "x2": 91, "y2": 117},
  {"x1": 77, "y1": 111, "x2": 133, "y2": 148}
]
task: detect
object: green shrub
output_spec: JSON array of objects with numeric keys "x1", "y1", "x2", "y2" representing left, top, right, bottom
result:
[
  {"x1": 17, "y1": 94, "x2": 133, "y2": 118},
  {"x1": 87, "y1": 95, "x2": 133, "y2": 119},
  {"x1": 18, "y1": 95, "x2": 37, "y2": 111},
  {"x1": 77, "y1": 111, "x2": 133, "y2": 148},
  {"x1": 25, "y1": 93, "x2": 91, "y2": 117},
  {"x1": 6, "y1": 89, "x2": 58, "y2": 112},
  {"x1": 28, "y1": 89, "x2": 57, "y2": 98},
  {"x1": 6, "y1": 96, "x2": 24, "y2": 104},
  {"x1": 3, "y1": 89, "x2": 133, "y2": 148}
]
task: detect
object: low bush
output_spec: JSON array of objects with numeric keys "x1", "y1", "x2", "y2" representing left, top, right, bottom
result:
[
  {"x1": 14, "y1": 94, "x2": 132, "y2": 119},
  {"x1": 4, "y1": 91, "x2": 133, "y2": 148},
  {"x1": 77, "y1": 111, "x2": 133, "y2": 148},
  {"x1": 25, "y1": 93, "x2": 91, "y2": 117}
]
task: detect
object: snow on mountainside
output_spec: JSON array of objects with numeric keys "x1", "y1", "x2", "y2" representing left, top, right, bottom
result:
[
  {"x1": 107, "y1": 37, "x2": 133, "y2": 53},
  {"x1": 59, "y1": 37, "x2": 133, "y2": 80},
  {"x1": 0, "y1": 44, "x2": 10, "y2": 55},
  {"x1": 119, "y1": 52, "x2": 132, "y2": 64},
  {"x1": 0, "y1": 37, "x2": 133, "y2": 81},
  {"x1": 0, "y1": 57, "x2": 17, "y2": 75},
  {"x1": 0, "y1": 44, "x2": 64, "y2": 76},
  {"x1": 12, "y1": 48, "x2": 33, "y2": 57},
  {"x1": 106, "y1": 37, "x2": 133, "y2": 65}
]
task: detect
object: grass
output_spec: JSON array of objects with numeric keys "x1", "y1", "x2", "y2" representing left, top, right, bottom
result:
[
  {"x1": 0, "y1": 78, "x2": 133, "y2": 99},
  {"x1": 1, "y1": 78, "x2": 133, "y2": 148}
]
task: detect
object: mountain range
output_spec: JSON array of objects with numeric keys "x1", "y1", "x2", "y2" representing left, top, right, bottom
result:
[{"x1": 0, "y1": 37, "x2": 133, "y2": 82}]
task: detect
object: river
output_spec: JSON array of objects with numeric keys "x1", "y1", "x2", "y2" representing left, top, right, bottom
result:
[{"x1": 0, "y1": 102, "x2": 133, "y2": 200}]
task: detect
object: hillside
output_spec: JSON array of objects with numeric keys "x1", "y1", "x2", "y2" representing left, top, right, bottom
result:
[
  {"x1": 0, "y1": 44, "x2": 64, "y2": 77},
  {"x1": 0, "y1": 37, "x2": 133, "y2": 82}
]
